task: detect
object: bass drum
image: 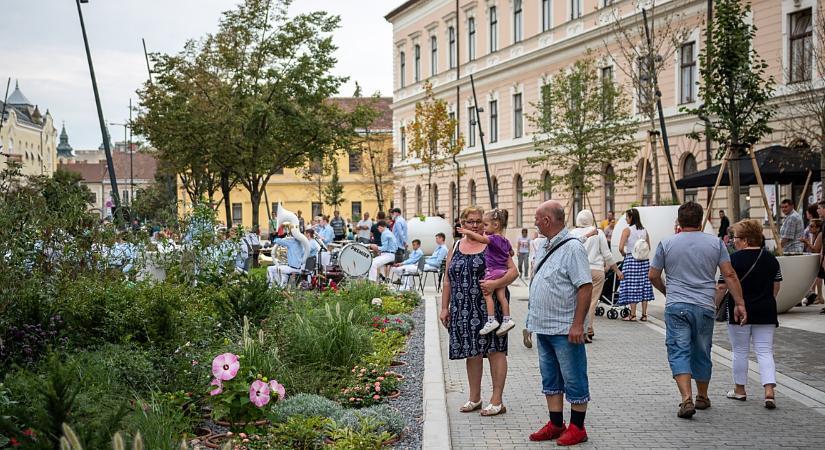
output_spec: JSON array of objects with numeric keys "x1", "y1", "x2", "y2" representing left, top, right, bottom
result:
[{"x1": 337, "y1": 243, "x2": 373, "y2": 278}]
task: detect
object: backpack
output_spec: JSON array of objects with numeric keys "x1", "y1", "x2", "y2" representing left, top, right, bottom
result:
[{"x1": 632, "y1": 237, "x2": 650, "y2": 261}]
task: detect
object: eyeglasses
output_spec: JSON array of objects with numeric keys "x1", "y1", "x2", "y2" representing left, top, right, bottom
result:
[
  {"x1": 733, "y1": 236, "x2": 743, "y2": 240},
  {"x1": 463, "y1": 220, "x2": 483, "y2": 226}
]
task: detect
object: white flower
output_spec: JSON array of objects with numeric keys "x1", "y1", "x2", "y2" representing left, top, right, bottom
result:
[{"x1": 371, "y1": 298, "x2": 383, "y2": 306}]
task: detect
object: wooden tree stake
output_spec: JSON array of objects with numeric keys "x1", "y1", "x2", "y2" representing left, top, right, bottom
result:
[{"x1": 748, "y1": 145, "x2": 783, "y2": 256}]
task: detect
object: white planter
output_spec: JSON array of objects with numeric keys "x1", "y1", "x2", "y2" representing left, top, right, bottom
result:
[
  {"x1": 407, "y1": 216, "x2": 454, "y2": 255},
  {"x1": 775, "y1": 254, "x2": 819, "y2": 314},
  {"x1": 610, "y1": 205, "x2": 715, "y2": 263}
]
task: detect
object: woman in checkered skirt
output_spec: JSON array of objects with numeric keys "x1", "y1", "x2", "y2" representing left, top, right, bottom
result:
[{"x1": 617, "y1": 208, "x2": 654, "y2": 321}]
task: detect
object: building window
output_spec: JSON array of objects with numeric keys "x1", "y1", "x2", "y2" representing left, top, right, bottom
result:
[
  {"x1": 468, "y1": 106, "x2": 477, "y2": 147},
  {"x1": 789, "y1": 9, "x2": 813, "y2": 83},
  {"x1": 90, "y1": 193, "x2": 97, "y2": 204},
  {"x1": 448, "y1": 26, "x2": 456, "y2": 68},
  {"x1": 540, "y1": 82, "x2": 552, "y2": 125},
  {"x1": 311, "y1": 202, "x2": 322, "y2": 218},
  {"x1": 542, "y1": 170, "x2": 552, "y2": 201},
  {"x1": 232, "y1": 203, "x2": 243, "y2": 226},
  {"x1": 542, "y1": 0, "x2": 552, "y2": 31},
  {"x1": 351, "y1": 201, "x2": 362, "y2": 220},
  {"x1": 491, "y1": 176, "x2": 499, "y2": 208},
  {"x1": 514, "y1": 174, "x2": 524, "y2": 227},
  {"x1": 641, "y1": 162, "x2": 653, "y2": 206},
  {"x1": 349, "y1": 151, "x2": 362, "y2": 173},
  {"x1": 468, "y1": 17, "x2": 476, "y2": 61},
  {"x1": 309, "y1": 158, "x2": 322, "y2": 174},
  {"x1": 637, "y1": 56, "x2": 653, "y2": 109},
  {"x1": 513, "y1": 0, "x2": 523, "y2": 43},
  {"x1": 604, "y1": 165, "x2": 615, "y2": 216},
  {"x1": 571, "y1": 0, "x2": 581, "y2": 20},
  {"x1": 430, "y1": 35, "x2": 438, "y2": 76},
  {"x1": 400, "y1": 126, "x2": 407, "y2": 159},
  {"x1": 414, "y1": 44, "x2": 421, "y2": 82},
  {"x1": 513, "y1": 93, "x2": 523, "y2": 139},
  {"x1": 679, "y1": 42, "x2": 696, "y2": 104},
  {"x1": 431, "y1": 183, "x2": 439, "y2": 215},
  {"x1": 600, "y1": 66, "x2": 614, "y2": 117},
  {"x1": 682, "y1": 154, "x2": 698, "y2": 203},
  {"x1": 469, "y1": 179, "x2": 477, "y2": 205},
  {"x1": 400, "y1": 187, "x2": 407, "y2": 216},
  {"x1": 399, "y1": 51, "x2": 406, "y2": 87},
  {"x1": 489, "y1": 100, "x2": 498, "y2": 143},
  {"x1": 448, "y1": 112, "x2": 457, "y2": 146},
  {"x1": 489, "y1": 6, "x2": 498, "y2": 52},
  {"x1": 415, "y1": 185, "x2": 423, "y2": 215},
  {"x1": 450, "y1": 181, "x2": 457, "y2": 222}
]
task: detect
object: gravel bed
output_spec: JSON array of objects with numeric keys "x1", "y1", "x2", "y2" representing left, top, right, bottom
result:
[{"x1": 388, "y1": 302, "x2": 425, "y2": 450}]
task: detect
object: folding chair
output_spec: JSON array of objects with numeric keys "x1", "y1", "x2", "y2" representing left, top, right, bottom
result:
[
  {"x1": 421, "y1": 259, "x2": 446, "y2": 292},
  {"x1": 398, "y1": 257, "x2": 426, "y2": 293},
  {"x1": 290, "y1": 255, "x2": 317, "y2": 288}
]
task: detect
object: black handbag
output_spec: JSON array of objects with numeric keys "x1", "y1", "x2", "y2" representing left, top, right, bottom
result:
[{"x1": 716, "y1": 250, "x2": 761, "y2": 322}]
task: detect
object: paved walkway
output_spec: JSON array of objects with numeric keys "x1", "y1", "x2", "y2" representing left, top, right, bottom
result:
[{"x1": 435, "y1": 285, "x2": 825, "y2": 449}]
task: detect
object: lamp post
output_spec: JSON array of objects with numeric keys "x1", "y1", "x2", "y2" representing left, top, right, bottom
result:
[{"x1": 75, "y1": 0, "x2": 122, "y2": 222}]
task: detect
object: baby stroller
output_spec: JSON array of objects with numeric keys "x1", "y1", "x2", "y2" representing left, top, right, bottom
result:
[{"x1": 594, "y1": 261, "x2": 631, "y2": 320}]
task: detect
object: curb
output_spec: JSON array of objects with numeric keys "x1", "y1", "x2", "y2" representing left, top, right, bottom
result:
[
  {"x1": 422, "y1": 295, "x2": 451, "y2": 450},
  {"x1": 644, "y1": 314, "x2": 825, "y2": 416}
]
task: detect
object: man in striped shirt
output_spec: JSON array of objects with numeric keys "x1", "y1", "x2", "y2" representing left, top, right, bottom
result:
[{"x1": 527, "y1": 200, "x2": 593, "y2": 447}]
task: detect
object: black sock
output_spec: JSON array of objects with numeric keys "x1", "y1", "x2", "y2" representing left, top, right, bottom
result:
[
  {"x1": 549, "y1": 411, "x2": 563, "y2": 427},
  {"x1": 570, "y1": 409, "x2": 586, "y2": 428}
]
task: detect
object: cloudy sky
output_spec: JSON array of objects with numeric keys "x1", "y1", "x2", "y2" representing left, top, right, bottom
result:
[{"x1": 1, "y1": 0, "x2": 399, "y2": 149}]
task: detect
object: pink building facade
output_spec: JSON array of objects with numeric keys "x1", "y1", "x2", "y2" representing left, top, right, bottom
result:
[{"x1": 386, "y1": 0, "x2": 821, "y2": 236}]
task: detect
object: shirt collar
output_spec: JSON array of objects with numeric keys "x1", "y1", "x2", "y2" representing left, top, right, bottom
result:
[{"x1": 545, "y1": 228, "x2": 570, "y2": 249}]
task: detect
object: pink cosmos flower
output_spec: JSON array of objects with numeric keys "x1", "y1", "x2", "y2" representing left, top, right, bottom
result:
[
  {"x1": 373, "y1": 394, "x2": 380, "y2": 400},
  {"x1": 212, "y1": 353, "x2": 240, "y2": 381},
  {"x1": 249, "y1": 380, "x2": 271, "y2": 408},
  {"x1": 209, "y1": 378, "x2": 223, "y2": 396},
  {"x1": 376, "y1": 376, "x2": 385, "y2": 381},
  {"x1": 269, "y1": 380, "x2": 286, "y2": 401}
]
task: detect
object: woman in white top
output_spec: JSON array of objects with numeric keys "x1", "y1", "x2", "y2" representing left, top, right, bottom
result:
[
  {"x1": 570, "y1": 210, "x2": 623, "y2": 342},
  {"x1": 617, "y1": 208, "x2": 654, "y2": 321}
]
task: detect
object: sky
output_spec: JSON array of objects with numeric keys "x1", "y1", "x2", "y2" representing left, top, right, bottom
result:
[{"x1": 1, "y1": 0, "x2": 401, "y2": 149}]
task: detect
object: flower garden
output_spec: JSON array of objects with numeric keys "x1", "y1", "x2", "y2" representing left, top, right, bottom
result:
[{"x1": 0, "y1": 167, "x2": 424, "y2": 449}]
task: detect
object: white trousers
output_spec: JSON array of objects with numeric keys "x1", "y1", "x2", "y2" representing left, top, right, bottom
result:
[
  {"x1": 369, "y1": 253, "x2": 396, "y2": 281},
  {"x1": 267, "y1": 264, "x2": 301, "y2": 287},
  {"x1": 727, "y1": 324, "x2": 777, "y2": 386},
  {"x1": 390, "y1": 264, "x2": 418, "y2": 290}
]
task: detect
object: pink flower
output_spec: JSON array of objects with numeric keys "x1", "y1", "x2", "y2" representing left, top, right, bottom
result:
[
  {"x1": 212, "y1": 353, "x2": 240, "y2": 381},
  {"x1": 349, "y1": 397, "x2": 355, "y2": 402},
  {"x1": 373, "y1": 394, "x2": 380, "y2": 400},
  {"x1": 249, "y1": 380, "x2": 271, "y2": 408},
  {"x1": 209, "y1": 378, "x2": 223, "y2": 396},
  {"x1": 376, "y1": 376, "x2": 385, "y2": 381},
  {"x1": 269, "y1": 380, "x2": 286, "y2": 401}
]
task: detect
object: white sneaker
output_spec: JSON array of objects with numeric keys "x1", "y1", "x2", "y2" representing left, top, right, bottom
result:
[
  {"x1": 479, "y1": 319, "x2": 500, "y2": 335},
  {"x1": 496, "y1": 319, "x2": 516, "y2": 336}
]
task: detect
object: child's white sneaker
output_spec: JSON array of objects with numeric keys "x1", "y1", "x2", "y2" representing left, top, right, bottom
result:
[
  {"x1": 479, "y1": 319, "x2": 500, "y2": 335},
  {"x1": 496, "y1": 318, "x2": 516, "y2": 336}
]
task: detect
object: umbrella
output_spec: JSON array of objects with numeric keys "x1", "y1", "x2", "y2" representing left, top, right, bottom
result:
[{"x1": 675, "y1": 145, "x2": 821, "y2": 188}]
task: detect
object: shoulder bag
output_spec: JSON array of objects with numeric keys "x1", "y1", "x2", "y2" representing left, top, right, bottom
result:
[
  {"x1": 530, "y1": 238, "x2": 578, "y2": 288},
  {"x1": 716, "y1": 249, "x2": 762, "y2": 322}
]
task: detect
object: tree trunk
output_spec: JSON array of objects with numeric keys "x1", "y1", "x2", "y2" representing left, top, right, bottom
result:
[
  {"x1": 650, "y1": 120, "x2": 661, "y2": 205},
  {"x1": 427, "y1": 169, "x2": 434, "y2": 215},
  {"x1": 729, "y1": 144, "x2": 742, "y2": 222},
  {"x1": 250, "y1": 185, "x2": 262, "y2": 230},
  {"x1": 221, "y1": 169, "x2": 232, "y2": 228}
]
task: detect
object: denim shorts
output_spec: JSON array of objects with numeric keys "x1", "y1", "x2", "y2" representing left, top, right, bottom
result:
[
  {"x1": 664, "y1": 302, "x2": 715, "y2": 382},
  {"x1": 536, "y1": 334, "x2": 590, "y2": 404}
]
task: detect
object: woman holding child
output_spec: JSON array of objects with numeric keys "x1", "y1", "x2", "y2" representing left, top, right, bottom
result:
[{"x1": 440, "y1": 205, "x2": 519, "y2": 416}]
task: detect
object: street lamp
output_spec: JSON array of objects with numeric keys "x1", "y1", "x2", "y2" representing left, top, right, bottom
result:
[
  {"x1": 75, "y1": 0, "x2": 122, "y2": 222},
  {"x1": 109, "y1": 121, "x2": 132, "y2": 205}
]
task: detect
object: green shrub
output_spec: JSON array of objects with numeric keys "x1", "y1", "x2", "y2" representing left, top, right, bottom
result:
[
  {"x1": 284, "y1": 303, "x2": 372, "y2": 371},
  {"x1": 362, "y1": 330, "x2": 407, "y2": 368},
  {"x1": 256, "y1": 415, "x2": 331, "y2": 449},
  {"x1": 69, "y1": 344, "x2": 160, "y2": 393},
  {"x1": 337, "y1": 281, "x2": 393, "y2": 305},
  {"x1": 378, "y1": 296, "x2": 412, "y2": 315},
  {"x1": 126, "y1": 392, "x2": 195, "y2": 450},
  {"x1": 212, "y1": 273, "x2": 286, "y2": 326},
  {"x1": 269, "y1": 393, "x2": 344, "y2": 423},
  {"x1": 327, "y1": 416, "x2": 392, "y2": 450},
  {"x1": 336, "y1": 404, "x2": 405, "y2": 437}
]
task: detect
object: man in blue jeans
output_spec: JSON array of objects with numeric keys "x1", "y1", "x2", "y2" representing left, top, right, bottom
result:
[
  {"x1": 527, "y1": 200, "x2": 593, "y2": 446},
  {"x1": 649, "y1": 202, "x2": 747, "y2": 418}
]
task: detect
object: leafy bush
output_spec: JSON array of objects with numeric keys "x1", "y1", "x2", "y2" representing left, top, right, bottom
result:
[
  {"x1": 362, "y1": 330, "x2": 408, "y2": 368},
  {"x1": 248, "y1": 416, "x2": 331, "y2": 449},
  {"x1": 327, "y1": 416, "x2": 392, "y2": 450},
  {"x1": 336, "y1": 404, "x2": 405, "y2": 437},
  {"x1": 378, "y1": 296, "x2": 413, "y2": 315},
  {"x1": 336, "y1": 281, "x2": 393, "y2": 305},
  {"x1": 68, "y1": 344, "x2": 160, "y2": 394},
  {"x1": 368, "y1": 314, "x2": 414, "y2": 335},
  {"x1": 284, "y1": 303, "x2": 372, "y2": 371},
  {"x1": 212, "y1": 273, "x2": 286, "y2": 326},
  {"x1": 337, "y1": 365, "x2": 400, "y2": 408},
  {"x1": 126, "y1": 392, "x2": 195, "y2": 450},
  {"x1": 269, "y1": 393, "x2": 344, "y2": 423}
]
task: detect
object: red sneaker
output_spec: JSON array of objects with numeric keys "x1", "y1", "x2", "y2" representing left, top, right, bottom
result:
[
  {"x1": 557, "y1": 423, "x2": 588, "y2": 446},
  {"x1": 529, "y1": 420, "x2": 566, "y2": 441}
]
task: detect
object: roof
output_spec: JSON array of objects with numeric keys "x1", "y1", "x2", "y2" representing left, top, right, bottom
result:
[
  {"x1": 59, "y1": 161, "x2": 106, "y2": 183},
  {"x1": 58, "y1": 151, "x2": 158, "y2": 183},
  {"x1": 0, "y1": 100, "x2": 44, "y2": 129},
  {"x1": 7, "y1": 82, "x2": 32, "y2": 106},
  {"x1": 385, "y1": 0, "x2": 422, "y2": 21},
  {"x1": 330, "y1": 96, "x2": 393, "y2": 130}
]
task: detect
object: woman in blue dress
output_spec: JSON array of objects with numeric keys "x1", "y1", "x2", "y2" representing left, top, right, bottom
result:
[{"x1": 617, "y1": 208, "x2": 654, "y2": 321}]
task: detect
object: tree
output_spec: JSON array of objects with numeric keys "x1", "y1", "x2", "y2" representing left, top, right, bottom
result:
[
  {"x1": 407, "y1": 82, "x2": 463, "y2": 215},
  {"x1": 781, "y1": 5, "x2": 825, "y2": 178},
  {"x1": 528, "y1": 56, "x2": 639, "y2": 219},
  {"x1": 684, "y1": 0, "x2": 775, "y2": 222},
  {"x1": 131, "y1": 172, "x2": 178, "y2": 227},
  {"x1": 323, "y1": 159, "x2": 345, "y2": 209},
  {"x1": 360, "y1": 129, "x2": 394, "y2": 212},
  {"x1": 603, "y1": 0, "x2": 694, "y2": 204}
]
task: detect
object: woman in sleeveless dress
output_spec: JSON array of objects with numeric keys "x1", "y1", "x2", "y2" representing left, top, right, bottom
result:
[
  {"x1": 617, "y1": 208, "x2": 654, "y2": 321},
  {"x1": 440, "y1": 206, "x2": 519, "y2": 416}
]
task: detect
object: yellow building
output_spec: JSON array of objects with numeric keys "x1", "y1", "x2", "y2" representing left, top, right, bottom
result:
[
  {"x1": 180, "y1": 97, "x2": 394, "y2": 235},
  {"x1": 0, "y1": 81, "x2": 57, "y2": 177}
]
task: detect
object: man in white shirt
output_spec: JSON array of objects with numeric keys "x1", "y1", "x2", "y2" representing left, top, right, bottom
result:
[
  {"x1": 357, "y1": 212, "x2": 374, "y2": 244},
  {"x1": 389, "y1": 239, "x2": 423, "y2": 290},
  {"x1": 425, "y1": 233, "x2": 448, "y2": 271}
]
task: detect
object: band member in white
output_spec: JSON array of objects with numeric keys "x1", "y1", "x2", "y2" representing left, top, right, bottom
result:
[
  {"x1": 389, "y1": 239, "x2": 423, "y2": 290},
  {"x1": 267, "y1": 232, "x2": 306, "y2": 287},
  {"x1": 369, "y1": 220, "x2": 398, "y2": 282}
]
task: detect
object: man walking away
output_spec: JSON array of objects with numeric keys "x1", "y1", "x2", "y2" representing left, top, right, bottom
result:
[{"x1": 649, "y1": 201, "x2": 746, "y2": 419}]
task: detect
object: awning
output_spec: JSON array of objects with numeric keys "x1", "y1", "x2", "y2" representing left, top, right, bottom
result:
[{"x1": 676, "y1": 145, "x2": 821, "y2": 188}]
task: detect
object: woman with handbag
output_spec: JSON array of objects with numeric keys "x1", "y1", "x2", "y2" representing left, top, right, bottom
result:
[
  {"x1": 715, "y1": 219, "x2": 781, "y2": 409},
  {"x1": 617, "y1": 208, "x2": 654, "y2": 321}
]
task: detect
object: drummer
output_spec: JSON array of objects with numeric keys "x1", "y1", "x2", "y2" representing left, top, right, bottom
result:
[
  {"x1": 389, "y1": 239, "x2": 423, "y2": 290},
  {"x1": 267, "y1": 228, "x2": 306, "y2": 288},
  {"x1": 368, "y1": 220, "x2": 399, "y2": 282}
]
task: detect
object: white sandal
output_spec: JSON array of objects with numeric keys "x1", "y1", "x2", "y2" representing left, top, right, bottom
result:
[
  {"x1": 480, "y1": 403, "x2": 507, "y2": 416},
  {"x1": 459, "y1": 400, "x2": 482, "y2": 412},
  {"x1": 726, "y1": 390, "x2": 747, "y2": 401}
]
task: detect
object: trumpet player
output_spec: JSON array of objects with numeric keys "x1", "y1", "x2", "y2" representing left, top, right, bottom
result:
[{"x1": 267, "y1": 223, "x2": 307, "y2": 288}]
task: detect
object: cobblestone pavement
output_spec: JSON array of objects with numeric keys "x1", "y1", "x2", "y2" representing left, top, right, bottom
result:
[{"x1": 438, "y1": 288, "x2": 825, "y2": 449}]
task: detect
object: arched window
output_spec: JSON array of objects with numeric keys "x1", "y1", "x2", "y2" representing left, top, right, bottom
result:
[
  {"x1": 449, "y1": 181, "x2": 457, "y2": 222},
  {"x1": 431, "y1": 183, "x2": 439, "y2": 215},
  {"x1": 415, "y1": 185, "x2": 423, "y2": 215},
  {"x1": 469, "y1": 179, "x2": 477, "y2": 206},
  {"x1": 514, "y1": 175, "x2": 524, "y2": 227},
  {"x1": 603, "y1": 165, "x2": 615, "y2": 217},
  {"x1": 640, "y1": 160, "x2": 653, "y2": 206},
  {"x1": 682, "y1": 153, "x2": 698, "y2": 203},
  {"x1": 541, "y1": 170, "x2": 552, "y2": 201},
  {"x1": 490, "y1": 176, "x2": 499, "y2": 208},
  {"x1": 400, "y1": 187, "x2": 407, "y2": 216}
]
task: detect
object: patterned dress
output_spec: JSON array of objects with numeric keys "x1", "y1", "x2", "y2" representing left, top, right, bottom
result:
[
  {"x1": 447, "y1": 243, "x2": 508, "y2": 359},
  {"x1": 617, "y1": 254, "x2": 654, "y2": 304}
]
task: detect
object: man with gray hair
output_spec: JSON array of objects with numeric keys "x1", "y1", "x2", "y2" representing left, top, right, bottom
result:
[{"x1": 527, "y1": 200, "x2": 593, "y2": 446}]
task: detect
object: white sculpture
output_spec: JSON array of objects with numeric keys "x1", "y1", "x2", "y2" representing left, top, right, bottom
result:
[
  {"x1": 407, "y1": 215, "x2": 454, "y2": 255},
  {"x1": 275, "y1": 203, "x2": 311, "y2": 267}
]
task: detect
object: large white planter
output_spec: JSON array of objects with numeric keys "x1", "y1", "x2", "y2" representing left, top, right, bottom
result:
[
  {"x1": 407, "y1": 216, "x2": 454, "y2": 255},
  {"x1": 610, "y1": 206, "x2": 715, "y2": 263},
  {"x1": 775, "y1": 254, "x2": 819, "y2": 313}
]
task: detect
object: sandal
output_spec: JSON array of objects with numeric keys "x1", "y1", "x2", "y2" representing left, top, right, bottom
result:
[
  {"x1": 459, "y1": 400, "x2": 482, "y2": 412},
  {"x1": 765, "y1": 397, "x2": 776, "y2": 409},
  {"x1": 640, "y1": 315, "x2": 648, "y2": 322},
  {"x1": 622, "y1": 316, "x2": 637, "y2": 322},
  {"x1": 725, "y1": 390, "x2": 747, "y2": 401},
  {"x1": 480, "y1": 403, "x2": 507, "y2": 416}
]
